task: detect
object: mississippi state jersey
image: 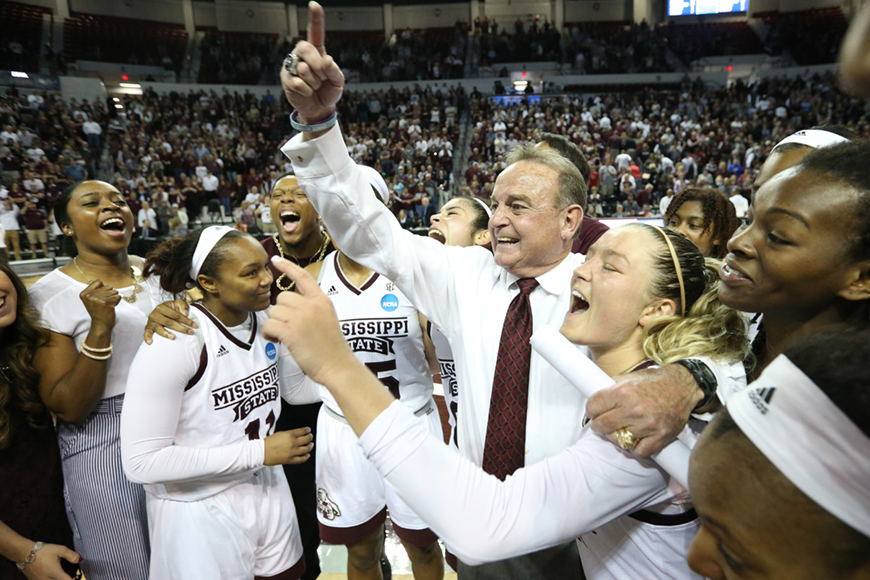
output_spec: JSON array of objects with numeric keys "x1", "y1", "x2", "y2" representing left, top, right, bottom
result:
[
  {"x1": 429, "y1": 321, "x2": 459, "y2": 448},
  {"x1": 318, "y1": 252, "x2": 432, "y2": 414},
  {"x1": 153, "y1": 304, "x2": 283, "y2": 500}
]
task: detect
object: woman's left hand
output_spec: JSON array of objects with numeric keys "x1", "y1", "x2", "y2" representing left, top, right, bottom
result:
[{"x1": 21, "y1": 543, "x2": 81, "y2": 580}]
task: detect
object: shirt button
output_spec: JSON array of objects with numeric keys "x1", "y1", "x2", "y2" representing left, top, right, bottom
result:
[{"x1": 525, "y1": 448, "x2": 530, "y2": 455}]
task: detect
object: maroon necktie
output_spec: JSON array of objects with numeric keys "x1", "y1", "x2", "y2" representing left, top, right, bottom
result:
[{"x1": 481, "y1": 278, "x2": 539, "y2": 481}]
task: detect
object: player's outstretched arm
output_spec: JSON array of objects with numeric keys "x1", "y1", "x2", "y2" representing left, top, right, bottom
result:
[{"x1": 263, "y1": 257, "x2": 394, "y2": 437}]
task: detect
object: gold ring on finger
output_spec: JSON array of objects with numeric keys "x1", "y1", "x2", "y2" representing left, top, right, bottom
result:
[{"x1": 616, "y1": 427, "x2": 639, "y2": 451}]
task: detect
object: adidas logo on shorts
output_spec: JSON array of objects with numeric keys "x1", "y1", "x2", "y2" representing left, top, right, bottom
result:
[
  {"x1": 327, "y1": 285, "x2": 338, "y2": 296},
  {"x1": 217, "y1": 345, "x2": 230, "y2": 358}
]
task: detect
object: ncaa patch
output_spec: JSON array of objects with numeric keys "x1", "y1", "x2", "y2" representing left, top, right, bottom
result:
[
  {"x1": 265, "y1": 342, "x2": 277, "y2": 360},
  {"x1": 381, "y1": 293, "x2": 399, "y2": 312}
]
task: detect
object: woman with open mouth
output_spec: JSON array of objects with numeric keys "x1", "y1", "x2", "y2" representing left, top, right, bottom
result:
[
  {"x1": 265, "y1": 221, "x2": 748, "y2": 580},
  {"x1": 28, "y1": 180, "x2": 173, "y2": 580}
]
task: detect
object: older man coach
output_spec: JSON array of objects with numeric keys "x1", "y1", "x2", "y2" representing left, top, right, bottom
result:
[{"x1": 279, "y1": 4, "x2": 744, "y2": 578}]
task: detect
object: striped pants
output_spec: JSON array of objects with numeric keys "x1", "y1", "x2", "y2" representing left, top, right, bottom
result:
[{"x1": 57, "y1": 395, "x2": 150, "y2": 580}]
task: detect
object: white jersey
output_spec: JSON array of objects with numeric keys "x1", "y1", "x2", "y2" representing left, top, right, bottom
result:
[
  {"x1": 317, "y1": 251, "x2": 432, "y2": 414},
  {"x1": 429, "y1": 321, "x2": 458, "y2": 448},
  {"x1": 122, "y1": 305, "x2": 315, "y2": 502}
]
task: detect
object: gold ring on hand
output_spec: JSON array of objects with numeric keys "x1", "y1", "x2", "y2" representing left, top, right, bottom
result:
[{"x1": 616, "y1": 427, "x2": 639, "y2": 451}]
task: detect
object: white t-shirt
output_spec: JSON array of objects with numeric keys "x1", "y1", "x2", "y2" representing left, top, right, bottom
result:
[
  {"x1": 29, "y1": 269, "x2": 171, "y2": 399},
  {"x1": 0, "y1": 205, "x2": 19, "y2": 231}
]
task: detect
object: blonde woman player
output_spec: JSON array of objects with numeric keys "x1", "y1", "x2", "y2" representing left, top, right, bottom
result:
[
  {"x1": 264, "y1": 223, "x2": 748, "y2": 580},
  {"x1": 121, "y1": 226, "x2": 316, "y2": 580}
]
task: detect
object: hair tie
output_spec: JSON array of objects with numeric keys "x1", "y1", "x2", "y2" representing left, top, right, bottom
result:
[
  {"x1": 651, "y1": 226, "x2": 685, "y2": 316},
  {"x1": 470, "y1": 196, "x2": 492, "y2": 218},
  {"x1": 190, "y1": 226, "x2": 234, "y2": 282}
]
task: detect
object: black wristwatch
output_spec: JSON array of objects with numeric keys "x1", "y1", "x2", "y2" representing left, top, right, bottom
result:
[{"x1": 674, "y1": 359, "x2": 718, "y2": 412}]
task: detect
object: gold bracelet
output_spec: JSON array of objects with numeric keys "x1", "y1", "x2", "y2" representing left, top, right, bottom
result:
[
  {"x1": 81, "y1": 341, "x2": 113, "y2": 354},
  {"x1": 81, "y1": 349, "x2": 112, "y2": 361}
]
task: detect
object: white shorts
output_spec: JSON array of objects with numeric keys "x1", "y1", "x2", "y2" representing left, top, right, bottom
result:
[
  {"x1": 315, "y1": 399, "x2": 442, "y2": 547},
  {"x1": 146, "y1": 466, "x2": 305, "y2": 580}
]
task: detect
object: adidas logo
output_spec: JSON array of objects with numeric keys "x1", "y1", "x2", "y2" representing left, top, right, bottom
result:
[
  {"x1": 327, "y1": 285, "x2": 338, "y2": 296},
  {"x1": 748, "y1": 386, "x2": 776, "y2": 414},
  {"x1": 217, "y1": 345, "x2": 230, "y2": 358}
]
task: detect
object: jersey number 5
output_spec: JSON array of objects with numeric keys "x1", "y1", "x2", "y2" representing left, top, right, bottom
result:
[
  {"x1": 365, "y1": 360, "x2": 401, "y2": 399},
  {"x1": 245, "y1": 409, "x2": 277, "y2": 440}
]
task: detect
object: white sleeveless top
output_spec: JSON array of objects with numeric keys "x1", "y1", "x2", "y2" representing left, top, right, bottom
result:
[{"x1": 317, "y1": 251, "x2": 432, "y2": 414}]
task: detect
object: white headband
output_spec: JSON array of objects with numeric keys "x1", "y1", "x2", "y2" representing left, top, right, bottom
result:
[
  {"x1": 773, "y1": 129, "x2": 849, "y2": 151},
  {"x1": 189, "y1": 226, "x2": 234, "y2": 281},
  {"x1": 728, "y1": 355, "x2": 870, "y2": 537},
  {"x1": 470, "y1": 197, "x2": 492, "y2": 218}
]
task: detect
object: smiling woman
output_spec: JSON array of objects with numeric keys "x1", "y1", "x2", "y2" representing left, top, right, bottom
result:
[
  {"x1": 120, "y1": 226, "x2": 316, "y2": 580},
  {"x1": 28, "y1": 180, "x2": 174, "y2": 580},
  {"x1": 718, "y1": 139, "x2": 870, "y2": 376}
]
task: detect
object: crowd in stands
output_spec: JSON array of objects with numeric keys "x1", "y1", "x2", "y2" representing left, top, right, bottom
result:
[
  {"x1": 3, "y1": 54, "x2": 868, "y2": 261},
  {"x1": 334, "y1": 27, "x2": 467, "y2": 84},
  {"x1": 199, "y1": 26, "x2": 467, "y2": 86},
  {"x1": 462, "y1": 71, "x2": 869, "y2": 218},
  {"x1": 0, "y1": 86, "x2": 104, "y2": 260},
  {"x1": 761, "y1": 7, "x2": 848, "y2": 66},
  {"x1": 0, "y1": 79, "x2": 469, "y2": 260},
  {"x1": 330, "y1": 84, "x2": 464, "y2": 228},
  {"x1": 198, "y1": 31, "x2": 288, "y2": 85}
]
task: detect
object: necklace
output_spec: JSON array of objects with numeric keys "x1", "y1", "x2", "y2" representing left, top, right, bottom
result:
[
  {"x1": 273, "y1": 230, "x2": 331, "y2": 292},
  {"x1": 74, "y1": 256, "x2": 144, "y2": 304},
  {"x1": 616, "y1": 359, "x2": 653, "y2": 376}
]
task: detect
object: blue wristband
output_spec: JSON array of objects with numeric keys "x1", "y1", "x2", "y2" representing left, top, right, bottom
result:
[{"x1": 290, "y1": 109, "x2": 337, "y2": 133}]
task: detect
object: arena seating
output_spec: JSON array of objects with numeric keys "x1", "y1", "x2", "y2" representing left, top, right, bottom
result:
[
  {"x1": 63, "y1": 13, "x2": 187, "y2": 69},
  {"x1": 759, "y1": 7, "x2": 847, "y2": 65},
  {"x1": 659, "y1": 21, "x2": 764, "y2": 66},
  {"x1": 0, "y1": 0, "x2": 50, "y2": 73}
]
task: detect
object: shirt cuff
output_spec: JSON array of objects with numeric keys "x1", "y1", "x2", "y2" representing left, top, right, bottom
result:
[
  {"x1": 358, "y1": 400, "x2": 430, "y2": 477},
  {"x1": 280, "y1": 124, "x2": 353, "y2": 179},
  {"x1": 692, "y1": 355, "x2": 747, "y2": 420}
]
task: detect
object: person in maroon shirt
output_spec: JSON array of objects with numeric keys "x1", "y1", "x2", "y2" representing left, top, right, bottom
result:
[
  {"x1": 244, "y1": 167, "x2": 263, "y2": 192},
  {"x1": 20, "y1": 199, "x2": 49, "y2": 258}
]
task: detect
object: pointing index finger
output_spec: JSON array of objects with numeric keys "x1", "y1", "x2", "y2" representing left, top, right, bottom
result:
[{"x1": 307, "y1": 1, "x2": 326, "y2": 56}]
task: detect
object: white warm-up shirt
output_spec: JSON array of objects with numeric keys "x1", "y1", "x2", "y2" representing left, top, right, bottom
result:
[
  {"x1": 281, "y1": 125, "x2": 745, "y2": 469},
  {"x1": 359, "y1": 401, "x2": 703, "y2": 579},
  {"x1": 121, "y1": 305, "x2": 319, "y2": 501},
  {"x1": 29, "y1": 269, "x2": 171, "y2": 400}
]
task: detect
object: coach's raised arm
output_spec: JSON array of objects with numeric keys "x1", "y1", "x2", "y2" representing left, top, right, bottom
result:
[{"x1": 278, "y1": 0, "x2": 743, "y2": 475}]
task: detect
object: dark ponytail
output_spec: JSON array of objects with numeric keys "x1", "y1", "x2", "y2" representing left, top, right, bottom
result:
[
  {"x1": 54, "y1": 182, "x2": 80, "y2": 258},
  {"x1": 144, "y1": 227, "x2": 247, "y2": 295}
]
